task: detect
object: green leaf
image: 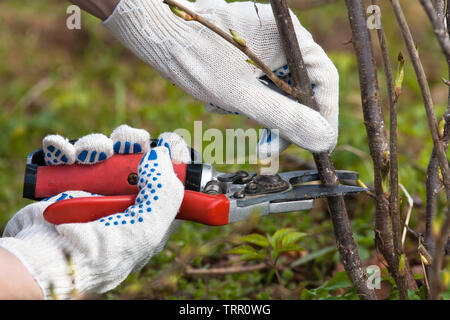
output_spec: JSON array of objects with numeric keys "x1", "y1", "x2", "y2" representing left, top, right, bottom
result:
[
  {"x1": 282, "y1": 269, "x2": 294, "y2": 282},
  {"x1": 270, "y1": 249, "x2": 278, "y2": 261},
  {"x1": 322, "y1": 281, "x2": 352, "y2": 292},
  {"x1": 281, "y1": 231, "x2": 308, "y2": 248},
  {"x1": 322, "y1": 272, "x2": 351, "y2": 289},
  {"x1": 394, "y1": 52, "x2": 405, "y2": 97},
  {"x1": 300, "y1": 288, "x2": 316, "y2": 300},
  {"x1": 276, "y1": 245, "x2": 305, "y2": 254},
  {"x1": 408, "y1": 289, "x2": 421, "y2": 300},
  {"x1": 241, "y1": 234, "x2": 269, "y2": 248},
  {"x1": 270, "y1": 228, "x2": 296, "y2": 249},
  {"x1": 227, "y1": 245, "x2": 257, "y2": 255},
  {"x1": 291, "y1": 246, "x2": 336, "y2": 267},
  {"x1": 300, "y1": 274, "x2": 353, "y2": 300},
  {"x1": 239, "y1": 250, "x2": 266, "y2": 261}
]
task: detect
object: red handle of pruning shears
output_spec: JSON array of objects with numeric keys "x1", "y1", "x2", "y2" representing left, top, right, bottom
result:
[
  {"x1": 33, "y1": 154, "x2": 185, "y2": 198},
  {"x1": 43, "y1": 191, "x2": 230, "y2": 226},
  {"x1": 25, "y1": 153, "x2": 230, "y2": 226}
]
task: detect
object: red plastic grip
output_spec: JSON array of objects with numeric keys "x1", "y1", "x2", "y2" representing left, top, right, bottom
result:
[
  {"x1": 34, "y1": 154, "x2": 187, "y2": 198},
  {"x1": 44, "y1": 195, "x2": 136, "y2": 224},
  {"x1": 43, "y1": 192, "x2": 230, "y2": 226},
  {"x1": 178, "y1": 191, "x2": 230, "y2": 226}
]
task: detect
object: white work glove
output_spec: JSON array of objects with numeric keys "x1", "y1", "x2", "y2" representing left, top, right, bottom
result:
[
  {"x1": 102, "y1": 0, "x2": 339, "y2": 156},
  {"x1": 0, "y1": 125, "x2": 191, "y2": 299}
]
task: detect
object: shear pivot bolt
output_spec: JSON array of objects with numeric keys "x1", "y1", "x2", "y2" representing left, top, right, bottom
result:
[
  {"x1": 128, "y1": 173, "x2": 138, "y2": 185},
  {"x1": 204, "y1": 180, "x2": 222, "y2": 194}
]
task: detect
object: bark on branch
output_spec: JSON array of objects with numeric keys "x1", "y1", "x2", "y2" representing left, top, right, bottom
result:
[
  {"x1": 370, "y1": 0, "x2": 418, "y2": 298},
  {"x1": 345, "y1": 0, "x2": 403, "y2": 299},
  {"x1": 391, "y1": 0, "x2": 450, "y2": 300},
  {"x1": 420, "y1": 0, "x2": 450, "y2": 300},
  {"x1": 269, "y1": 0, "x2": 376, "y2": 300}
]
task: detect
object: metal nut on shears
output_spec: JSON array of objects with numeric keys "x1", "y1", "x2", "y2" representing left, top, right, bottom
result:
[
  {"x1": 203, "y1": 180, "x2": 222, "y2": 195},
  {"x1": 217, "y1": 170, "x2": 255, "y2": 184},
  {"x1": 232, "y1": 174, "x2": 290, "y2": 199}
]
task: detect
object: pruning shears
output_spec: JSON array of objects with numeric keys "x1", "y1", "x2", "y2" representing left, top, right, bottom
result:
[{"x1": 23, "y1": 140, "x2": 366, "y2": 226}]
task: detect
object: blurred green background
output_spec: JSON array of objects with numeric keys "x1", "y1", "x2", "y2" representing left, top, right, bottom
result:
[{"x1": 0, "y1": 0, "x2": 448, "y2": 299}]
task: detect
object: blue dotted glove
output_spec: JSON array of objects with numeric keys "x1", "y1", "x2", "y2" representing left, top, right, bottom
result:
[{"x1": 0, "y1": 125, "x2": 190, "y2": 299}]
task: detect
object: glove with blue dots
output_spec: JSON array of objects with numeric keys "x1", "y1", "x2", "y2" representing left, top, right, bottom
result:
[
  {"x1": 43, "y1": 124, "x2": 152, "y2": 166},
  {"x1": 0, "y1": 125, "x2": 190, "y2": 299},
  {"x1": 103, "y1": 0, "x2": 339, "y2": 157}
]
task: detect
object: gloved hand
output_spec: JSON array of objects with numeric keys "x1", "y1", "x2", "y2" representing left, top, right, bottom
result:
[
  {"x1": 102, "y1": 0, "x2": 339, "y2": 156},
  {"x1": 0, "y1": 125, "x2": 191, "y2": 299}
]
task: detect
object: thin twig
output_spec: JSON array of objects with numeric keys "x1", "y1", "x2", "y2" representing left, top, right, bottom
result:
[
  {"x1": 253, "y1": 0, "x2": 262, "y2": 26},
  {"x1": 422, "y1": 0, "x2": 450, "y2": 60},
  {"x1": 405, "y1": 225, "x2": 422, "y2": 240},
  {"x1": 269, "y1": 0, "x2": 317, "y2": 110},
  {"x1": 269, "y1": 0, "x2": 375, "y2": 300},
  {"x1": 185, "y1": 263, "x2": 267, "y2": 276},
  {"x1": 424, "y1": 128, "x2": 449, "y2": 290},
  {"x1": 419, "y1": 237, "x2": 432, "y2": 293},
  {"x1": 345, "y1": 0, "x2": 396, "y2": 300},
  {"x1": 424, "y1": 0, "x2": 450, "y2": 298},
  {"x1": 163, "y1": 0, "x2": 304, "y2": 102},
  {"x1": 393, "y1": 0, "x2": 450, "y2": 299},
  {"x1": 400, "y1": 183, "x2": 414, "y2": 246},
  {"x1": 430, "y1": 213, "x2": 450, "y2": 299},
  {"x1": 432, "y1": 0, "x2": 446, "y2": 22},
  {"x1": 371, "y1": 0, "x2": 415, "y2": 298},
  {"x1": 390, "y1": 0, "x2": 450, "y2": 200},
  {"x1": 422, "y1": 0, "x2": 450, "y2": 299},
  {"x1": 355, "y1": 179, "x2": 377, "y2": 200},
  {"x1": 271, "y1": 255, "x2": 284, "y2": 288}
]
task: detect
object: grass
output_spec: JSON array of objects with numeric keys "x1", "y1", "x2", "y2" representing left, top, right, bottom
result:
[{"x1": 0, "y1": 0, "x2": 449, "y2": 299}]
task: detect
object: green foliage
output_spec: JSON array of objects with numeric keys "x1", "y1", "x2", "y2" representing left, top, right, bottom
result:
[
  {"x1": 442, "y1": 287, "x2": 450, "y2": 300},
  {"x1": 300, "y1": 272, "x2": 358, "y2": 300},
  {"x1": 226, "y1": 229, "x2": 307, "y2": 289},
  {"x1": 228, "y1": 228, "x2": 307, "y2": 263},
  {"x1": 408, "y1": 286, "x2": 426, "y2": 300},
  {"x1": 270, "y1": 228, "x2": 307, "y2": 257},
  {"x1": 0, "y1": 0, "x2": 444, "y2": 300},
  {"x1": 240, "y1": 233, "x2": 269, "y2": 248},
  {"x1": 227, "y1": 244, "x2": 266, "y2": 261}
]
